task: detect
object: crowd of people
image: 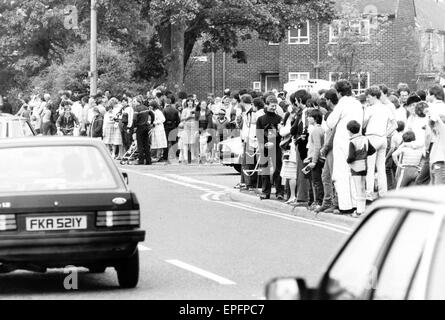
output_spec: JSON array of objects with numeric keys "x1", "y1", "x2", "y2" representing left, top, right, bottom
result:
[
  {"x1": 229, "y1": 80, "x2": 445, "y2": 218},
  {"x1": 1, "y1": 80, "x2": 444, "y2": 218}
]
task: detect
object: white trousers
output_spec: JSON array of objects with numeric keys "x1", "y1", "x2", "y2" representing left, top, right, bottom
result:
[
  {"x1": 366, "y1": 135, "x2": 388, "y2": 199},
  {"x1": 333, "y1": 143, "x2": 356, "y2": 211}
]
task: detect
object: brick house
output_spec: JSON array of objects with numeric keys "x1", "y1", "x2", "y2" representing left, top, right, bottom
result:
[{"x1": 184, "y1": 0, "x2": 445, "y2": 99}]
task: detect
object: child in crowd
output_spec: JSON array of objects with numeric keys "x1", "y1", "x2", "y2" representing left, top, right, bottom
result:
[
  {"x1": 305, "y1": 109, "x2": 325, "y2": 210},
  {"x1": 385, "y1": 121, "x2": 405, "y2": 190},
  {"x1": 346, "y1": 120, "x2": 376, "y2": 218},
  {"x1": 392, "y1": 131, "x2": 424, "y2": 189}
]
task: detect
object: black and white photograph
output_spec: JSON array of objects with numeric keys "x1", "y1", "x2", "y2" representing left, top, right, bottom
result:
[{"x1": 1, "y1": 0, "x2": 445, "y2": 307}]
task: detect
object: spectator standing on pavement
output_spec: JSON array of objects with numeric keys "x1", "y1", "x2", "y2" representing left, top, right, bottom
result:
[
  {"x1": 71, "y1": 95, "x2": 84, "y2": 136},
  {"x1": 326, "y1": 80, "x2": 364, "y2": 215},
  {"x1": 150, "y1": 100, "x2": 168, "y2": 161},
  {"x1": 289, "y1": 90, "x2": 313, "y2": 207},
  {"x1": 316, "y1": 89, "x2": 339, "y2": 213},
  {"x1": 102, "y1": 104, "x2": 118, "y2": 157},
  {"x1": 41, "y1": 102, "x2": 53, "y2": 136},
  {"x1": 425, "y1": 85, "x2": 445, "y2": 185},
  {"x1": 0, "y1": 96, "x2": 12, "y2": 114},
  {"x1": 56, "y1": 102, "x2": 79, "y2": 136},
  {"x1": 346, "y1": 120, "x2": 376, "y2": 218},
  {"x1": 362, "y1": 86, "x2": 396, "y2": 202},
  {"x1": 181, "y1": 98, "x2": 199, "y2": 164},
  {"x1": 390, "y1": 94, "x2": 407, "y2": 125},
  {"x1": 214, "y1": 109, "x2": 230, "y2": 162},
  {"x1": 256, "y1": 95, "x2": 284, "y2": 200},
  {"x1": 305, "y1": 109, "x2": 325, "y2": 210},
  {"x1": 133, "y1": 96, "x2": 155, "y2": 165},
  {"x1": 121, "y1": 97, "x2": 135, "y2": 155},
  {"x1": 238, "y1": 94, "x2": 257, "y2": 189},
  {"x1": 392, "y1": 131, "x2": 423, "y2": 189},
  {"x1": 197, "y1": 100, "x2": 214, "y2": 164},
  {"x1": 89, "y1": 107, "x2": 104, "y2": 139},
  {"x1": 162, "y1": 97, "x2": 180, "y2": 163}
]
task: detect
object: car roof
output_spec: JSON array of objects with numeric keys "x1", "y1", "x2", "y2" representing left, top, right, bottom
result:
[
  {"x1": 0, "y1": 137, "x2": 105, "y2": 148},
  {"x1": 383, "y1": 186, "x2": 445, "y2": 205}
]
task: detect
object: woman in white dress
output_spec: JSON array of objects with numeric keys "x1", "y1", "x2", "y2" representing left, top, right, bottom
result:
[
  {"x1": 181, "y1": 98, "x2": 199, "y2": 164},
  {"x1": 150, "y1": 100, "x2": 167, "y2": 160}
]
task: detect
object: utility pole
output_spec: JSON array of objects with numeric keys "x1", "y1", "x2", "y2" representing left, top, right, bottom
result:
[{"x1": 90, "y1": 0, "x2": 98, "y2": 97}]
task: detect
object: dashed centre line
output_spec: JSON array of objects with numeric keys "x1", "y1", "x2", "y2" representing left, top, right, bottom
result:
[{"x1": 166, "y1": 259, "x2": 236, "y2": 285}]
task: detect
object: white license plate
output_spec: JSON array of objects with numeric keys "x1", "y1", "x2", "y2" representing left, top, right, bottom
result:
[{"x1": 26, "y1": 216, "x2": 87, "y2": 232}]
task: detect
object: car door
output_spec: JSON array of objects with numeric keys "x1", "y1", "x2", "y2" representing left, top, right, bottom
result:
[{"x1": 317, "y1": 208, "x2": 405, "y2": 300}]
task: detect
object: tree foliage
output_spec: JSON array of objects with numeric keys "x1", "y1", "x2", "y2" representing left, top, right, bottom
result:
[
  {"x1": 143, "y1": 0, "x2": 336, "y2": 91},
  {"x1": 31, "y1": 41, "x2": 146, "y2": 96},
  {"x1": 320, "y1": 0, "x2": 389, "y2": 81}
]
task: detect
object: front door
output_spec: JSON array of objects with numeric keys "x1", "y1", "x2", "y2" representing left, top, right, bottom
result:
[{"x1": 265, "y1": 75, "x2": 280, "y2": 92}]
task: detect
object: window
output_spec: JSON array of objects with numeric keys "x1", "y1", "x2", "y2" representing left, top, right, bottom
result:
[
  {"x1": 253, "y1": 81, "x2": 261, "y2": 91},
  {"x1": 0, "y1": 146, "x2": 120, "y2": 192},
  {"x1": 329, "y1": 72, "x2": 370, "y2": 95},
  {"x1": 373, "y1": 211, "x2": 433, "y2": 300},
  {"x1": 329, "y1": 19, "x2": 371, "y2": 43},
  {"x1": 288, "y1": 21, "x2": 309, "y2": 44},
  {"x1": 325, "y1": 208, "x2": 402, "y2": 300},
  {"x1": 427, "y1": 220, "x2": 445, "y2": 299},
  {"x1": 289, "y1": 72, "x2": 310, "y2": 82}
]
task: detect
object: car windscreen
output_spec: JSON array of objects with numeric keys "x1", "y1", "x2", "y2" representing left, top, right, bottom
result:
[{"x1": 0, "y1": 145, "x2": 121, "y2": 192}]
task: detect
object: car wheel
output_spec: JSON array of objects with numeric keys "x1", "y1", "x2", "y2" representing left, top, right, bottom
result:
[
  {"x1": 115, "y1": 249, "x2": 139, "y2": 289},
  {"x1": 88, "y1": 265, "x2": 107, "y2": 273},
  {"x1": 233, "y1": 164, "x2": 242, "y2": 173}
]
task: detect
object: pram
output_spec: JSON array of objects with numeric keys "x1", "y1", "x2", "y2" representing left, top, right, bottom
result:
[
  {"x1": 119, "y1": 127, "x2": 154, "y2": 165},
  {"x1": 120, "y1": 140, "x2": 139, "y2": 165}
]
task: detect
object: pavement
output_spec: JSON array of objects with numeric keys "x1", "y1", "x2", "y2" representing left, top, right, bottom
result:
[{"x1": 137, "y1": 160, "x2": 361, "y2": 229}]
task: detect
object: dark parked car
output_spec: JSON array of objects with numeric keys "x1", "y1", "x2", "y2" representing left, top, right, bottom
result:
[
  {"x1": 0, "y1": 113, "x2": 36, "y2": 138},
  {"x1": 0, "y1": 137, "x2": 145, "y2": 288},
  {"x1": 266, "y1": 186, "x2": 445, "y2": 300}
]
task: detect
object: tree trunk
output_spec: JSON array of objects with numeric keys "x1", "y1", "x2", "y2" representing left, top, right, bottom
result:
[{"x1": 166, "y1": 20, "x2": 186, "y2": 94}]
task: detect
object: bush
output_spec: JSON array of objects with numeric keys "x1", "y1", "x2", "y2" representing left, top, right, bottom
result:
[{"x1": 32, "y1": 41, "x2": 148, "y2": 97}]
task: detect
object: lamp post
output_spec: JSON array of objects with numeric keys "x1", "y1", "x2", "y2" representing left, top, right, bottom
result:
[{"x1": 90, "y1": 0, "x2": 98, "y2": 97}]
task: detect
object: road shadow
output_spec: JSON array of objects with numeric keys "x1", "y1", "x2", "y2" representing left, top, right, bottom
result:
[{"x1": 0, "y1": 269, "x2": 123, "y2": 296}]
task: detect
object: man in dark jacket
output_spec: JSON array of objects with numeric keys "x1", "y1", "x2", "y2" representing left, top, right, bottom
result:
[
  {"x1": 0, "y1": 96, "x2": 13, "y2": 114},
  {"x1": 89, "y1": 107, "x2": 103, "y2": 138},
  {"x1": 133, "y1": 96, "x2": 155, "y2": 165},
  {"x1": 256, "y1": 95, "x2": 284, "y2": 200},
  {"x1": 162, "y1": 97, "x2": 181, "y2": 162}
]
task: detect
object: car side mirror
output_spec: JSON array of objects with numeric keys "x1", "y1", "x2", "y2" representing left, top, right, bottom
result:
[
  {"x1": 122, "y1": 172, "x2": 129, "y2": 184},
  {"x1": 265, "y1": 278, "x2": 308, "y2": 300}
]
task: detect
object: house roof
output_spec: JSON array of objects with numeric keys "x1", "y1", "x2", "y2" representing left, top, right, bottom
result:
[
  {"x1": 414, "y1": 0, "x2": 445, "y2": 32},
  {"x1": 335, "y1": 0, "x2": 445, "y2": 32},
  {"x1": 335, "y1": 0, "x2": 399, "y2": 16}
]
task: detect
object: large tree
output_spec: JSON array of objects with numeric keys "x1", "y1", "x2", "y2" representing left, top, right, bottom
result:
[
  {"x1": 0, "y1": 0, "x2": 156, "y2": 93},
  {"x1": 144, "y1": 0, "x2": 336, "y2": 92}
]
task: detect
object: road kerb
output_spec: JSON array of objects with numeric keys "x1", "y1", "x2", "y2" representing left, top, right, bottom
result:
[{"x1": 224, "y1": 189, "x2": 360, "y2": 229}]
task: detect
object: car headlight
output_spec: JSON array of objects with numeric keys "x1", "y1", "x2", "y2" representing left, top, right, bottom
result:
[
  {"x1": 96, "y1": 210, "x2": 140, "y2": 228},
  {"x1": 0, "y1": 214, "x2": 17, "y2": 231}
]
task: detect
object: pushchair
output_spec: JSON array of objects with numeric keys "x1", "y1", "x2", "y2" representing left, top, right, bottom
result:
[{"x1": 120, "y1": 140, "x2": 139, "y2": 165}]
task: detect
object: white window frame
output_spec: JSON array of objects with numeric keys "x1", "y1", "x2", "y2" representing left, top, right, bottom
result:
[
  {"x1": 329, "y1": 72, "x2": 371, "y2": 95},
  {"x1": 253, "y1": 81, "x2": 261, "y2": 91},
  {"x1": 329, "y1": 19, "x2": 371, "y2": 44},
  {"x1": 265, "y1": 75, "x2": 280, "y2": 92},
  {"x1": 288, "y1": 72, "x2": 310, "y2": 82},
  {"x1": 288, "y1": 21, "x2": 310, "y2": 45},
  {"x1": 268, "y1": 41, "x2": 280, "y2": 46}
]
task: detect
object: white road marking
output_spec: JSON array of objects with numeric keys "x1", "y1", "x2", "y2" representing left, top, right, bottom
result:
[
  {"x1": 166, "y1": 259, "x2": 236, "y2": 285},
  {"x1": 126, "y1": 170, "x2": 352, "y2": 235},
  {"x1": 122, "y1": 169, "x2": 212, "y2": 192},
  {"x1": 138, "y1": 244, "x2": 152, "y2": 251},
  {"x1": 202, "y1": 192, "x2": 352, "y2": 235},
  {"x1": 166, "y1": 174, "x2": 230, "y2": 190}
]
